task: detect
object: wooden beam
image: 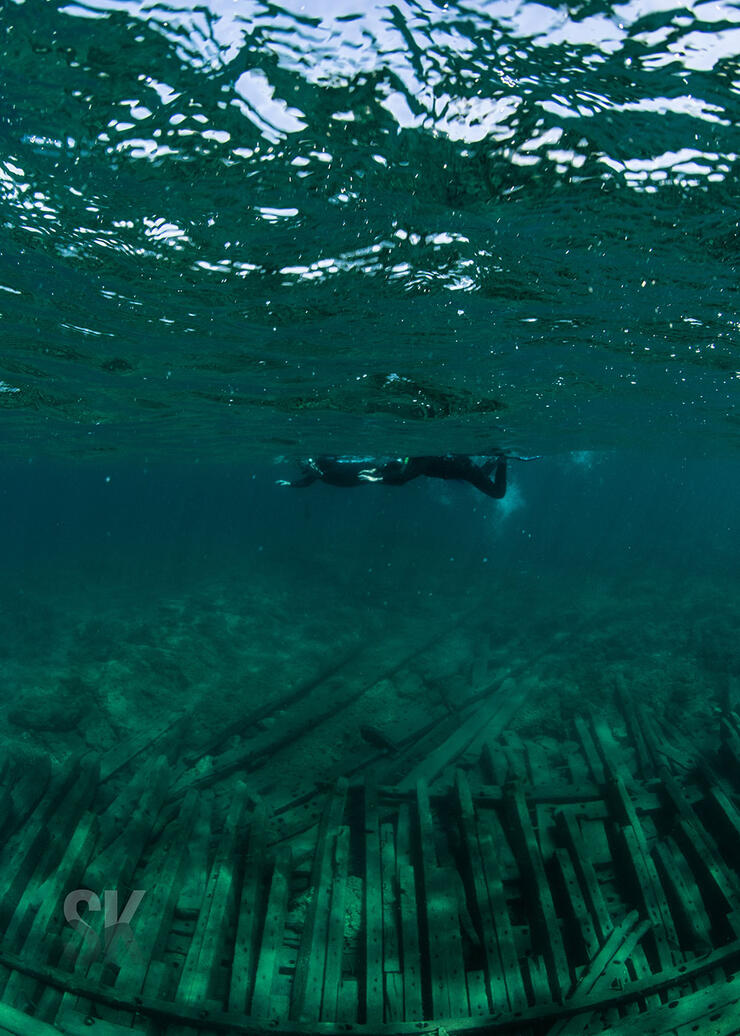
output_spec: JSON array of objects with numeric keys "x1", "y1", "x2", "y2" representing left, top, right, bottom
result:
[
  {"x1": 395, "y1": 804, "x2": 423, "y2": 1022},
  {"x1": 364, "y1": 791, "x2": 384, "y2": 1027},
  {"x1": 251, "y1": 847, "x2": 293, "y2": 1020},
  {"x1": 455, "y1": 771, "x2": 505, "y2": 1014},
  {"x1": 320, "y1": 825, "x2": 350, "y2": 1022},
  {"x1": 290, "y1": 780, "x2": 347, "y2": 1022},
  {"x1": 177, "y1": 782, "x2": 249, "y2": 1003},
  {"x1": 475, "y1": 810, "x2": 527, "y2": 1012},
  {"x1": 505, "y1": 783, "x2": 570, "y2": 1002},
  {"x1": 229, "y1": 801, "x2": 270, "y2": 1014}
]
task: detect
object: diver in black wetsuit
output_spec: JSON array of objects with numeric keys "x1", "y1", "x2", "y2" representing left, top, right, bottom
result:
[{"x1": 277, "y1": 453, "x2": 508, "y2": 499}]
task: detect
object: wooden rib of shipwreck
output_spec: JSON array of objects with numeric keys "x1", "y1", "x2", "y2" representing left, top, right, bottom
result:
[{"x1": 3, "y1": 672, "x2": 740, "y2": 1035}]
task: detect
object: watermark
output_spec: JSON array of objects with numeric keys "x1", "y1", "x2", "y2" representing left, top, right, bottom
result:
[{"x1": 63, "y1": 889, "x2": 147, "y2": 967}]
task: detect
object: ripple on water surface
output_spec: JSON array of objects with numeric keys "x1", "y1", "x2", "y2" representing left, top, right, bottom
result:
[{"x1": 0, "y1": 0, "x2": 738, "y2": 458}]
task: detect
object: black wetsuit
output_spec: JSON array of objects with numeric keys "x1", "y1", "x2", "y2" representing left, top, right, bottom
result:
[{"x1": 279, "y1": 454, "x2": 507, "y2": 499}]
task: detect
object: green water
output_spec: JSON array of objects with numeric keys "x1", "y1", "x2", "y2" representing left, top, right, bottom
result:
[
  {"x1": 0, "y1": 0, "x2": 738, "y2": 782},
  {"x1": 0, "y1": 10, "x2": 738, "y2": 1019},
  {"x1": 1, "y1": 0, "x2": 738, "y2": 459}
]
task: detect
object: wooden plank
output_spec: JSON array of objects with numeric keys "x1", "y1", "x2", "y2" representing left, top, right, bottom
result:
[
  {"x1": 616, "y1": 686, "x2": 654, "y2": 779},
  {"x1": 434, "y1": 820, "x2": 479, "y2": 963},
  {"x1": 415, "y1": 779, "x2": 468, "y2": 1018},
  {"x1": 455, "y1": 772, "x2": 504, "y2": 1013},
  {"x1": 229, "y1": 801, "x2": 269, "y2": 1013},
  {"x1": 619, "y1": 823, "x2": 676, "y2": 971},
  {"x1": 52, "y1": 789, "x2": 201, "y2": 1029},
  {"x1": 395, "y1": 802, "x2": 411, "y2": 859},
  {"x1": 397, "y1": 862, "x2": 423, "y2": 1021},
  {"x1": 589, "y1": 714, "x2": 628, "y2": 779},
  {"x1": 556, "y1": 809, "x2": 613, "y2": 943},
  {"x1": 654, "y1": 715, "x2": 701, "y2": 775},
  {"x1": 172, "y1": 663, "x2": 397, "y2": 802},
  {"x1": 0, "y1": 758, "x2": 95, "y2": 943},
  {"x1": 97, "y1": 752, "x2": 165, "y2": 851},
  {"x1": 5, "y1": 927, "x2": 740, "y2": 1036},
  {"x1": 437, "y1": 862, "x2": 469, "y2": 1017},
  {"x1": 399, "y1": 704, "x2": 504, "y2": 791},
  {"x1": 476, "y1": 809, "x2": 528, "y2": 1011},
  {"x1": 395, "y1": 803, "x2": 423, "y2": 1022},
  {"x1": 0, "y1": 806, "x2": 51, "y2": 942},
  {"x1": 379, "y1": 820, "x2": 404, "y2": 1022},
  {"x1": 250, "y1": 847, "x2": 293, "y2": 1019},
  {"x1": 391, "y1": 780, "x2": 661, "y2": 810},
  {"x1": 721, "y1": 714, "x2": 740, "y2": 779},
  {"x1": 337, "y1": 976, "x2": 358, "y2": 1024},
  {"x1": 573, "y1": 716, "x2": 605, "y2": 784},
  {"x1": 177, "y1": 782, "x2": 249, "y2": 1003},
  {"x1": 536, "y1": 803, "x2": 557, "y2": 860},
  {"x1": 6, "y1": 756, "x2": 51, "y2": 837},
  {"x1": 502, "y1": 731, "x2": 528, "y2": 782},
  {"x1": 175, "y1": 790, "x2": 213, "y2": 920},
  {"x1": 653, "y1": 837, "x2": 713, "y2": 953},
  {"x1": 526, "y1": 955, "x2": 551, "y2": 1005},
  {"x1": 110, "y1": 788, "x2": 199, "y2": 996},
  {"x1": 526, "y1": 740, "x2": 554, "y2": 784},
  {"x1": 547, "y1": 912, "x2": 650, "y2": 1036},
  {"x1": 481, "y1": 741, "x2": 508, "y2": 786},
  {"x1": 381, "y1": 823, "x2": 400, "y2": 973},
  {"x1": 3, "y1": 810, "x2": 99, "y2": 1009},
  {"x1": 465, "y1": 681, "x2": 529, "y2": 761},
  {"x1": 54, "y1": 1007, "x2": 138, "y2": 1036},
  {"x1": 707, "y1": 782, "x2": 740, "y2": 853},
  {"x1": 676, "y1": 817, "x2": 740, "y2": 933},
  {"x1": 414, "y1": 778, "x2": 445, "y2": 1016},
  {"x1": 606, "y1": 972, "x2": 740, "y2": 1036},
  {"x1": 364, "y1": 793, "x2": 384, "y2": 1026},
  {"x1": 384, "y1": 972, "x2": 404, "y2": 1024},
  {"x1": 86, "y1": 753, "x2": 170, "y2": 891},
  {"x1": 659, "y1": 768, "x2": 740, "y2": 926},
  {"x1": 377, "y1": 820, "x2": 400, "y2": 965},
  {"x1": 607, "y1": 772, "x2": 680, "y2": 969},
  {"x1": 554, "y1": 848, "x2": 599, "y2": 962},
  {"x1": 0, "y1": 1002, "x2": 66, "y2": 1036},
  {"x1": 290, "y1": 779, "x2": 348, "y2": 1022},
  {"x1": 506, "y1": 783, "x2": 570, "y2": 1002},
  {"x1": 99, "y1": 709, "x2": 188, "y2": 782},
  {"x1": 466, "y1": 970, "x2": 489, "y2": 1017},
  {"x1": 0, "y1": 787, "x2": 13, "y2": 845},
  {"x1": 628, "y1": 940, "x2": 673, "y2": 1012},
  {"x1": 569, "y1": 910, "x2": 646, "y2": 998},
  {"x1": 399, "y1": 678, "x2": 527, "y2": 791},
  {"x1": 188, "y1": 651, "x2": 362, "y2": 765},
  {"x1": 321, "y1": 825, "x2": 350, "y2": 1022},
  {"x1": 5, "y1": 763, "x2": 100, "y2": 960}
]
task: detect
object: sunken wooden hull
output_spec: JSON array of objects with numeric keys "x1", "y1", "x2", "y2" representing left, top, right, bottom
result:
[{"x1": 2, "y1": 674, "x2": 740, "y2": 1035}]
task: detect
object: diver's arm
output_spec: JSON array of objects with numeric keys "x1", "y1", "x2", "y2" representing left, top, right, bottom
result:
[
  {"x1": 276, "y1": 473, "x2": 317, "y2": 488},
  {"x1": 276, "y1": 459, "x2": 321, "y2": 488}
]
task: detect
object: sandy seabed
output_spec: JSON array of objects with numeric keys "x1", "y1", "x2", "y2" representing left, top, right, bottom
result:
[{"x1": 2, "y1": 547, "x2": 736, "y2": 789}]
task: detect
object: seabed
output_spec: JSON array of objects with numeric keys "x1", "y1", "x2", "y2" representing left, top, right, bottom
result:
[{"x1": 1, "y1": 596, "x2": 739, "y2": 1036}]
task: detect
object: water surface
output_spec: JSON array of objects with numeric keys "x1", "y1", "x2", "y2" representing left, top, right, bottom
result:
[{"x1": 1, "y1": 0, "x2": 738, "y2": 459}]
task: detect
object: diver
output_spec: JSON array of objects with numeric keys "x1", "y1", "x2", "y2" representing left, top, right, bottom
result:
[{"x1": 276, "y1": 453, "x2": 508, "y2": 499}]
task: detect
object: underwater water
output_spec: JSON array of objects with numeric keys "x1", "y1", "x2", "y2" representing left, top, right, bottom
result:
[
  {"x1": 0, "y1": 0, "x2": 739, "y2": 1030},
  {"x1": 0, "y1": 0, "x2": 737, "y2": 765}
]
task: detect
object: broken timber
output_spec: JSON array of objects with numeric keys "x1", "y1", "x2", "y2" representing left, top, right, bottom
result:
[{"x1": 0, "y1": 691, "x2": 739, "y2": 1036}]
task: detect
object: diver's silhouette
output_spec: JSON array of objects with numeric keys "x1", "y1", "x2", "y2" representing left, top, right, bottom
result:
[{"x1": 277, "y1": 454, "x2": 508, "y2": 499}]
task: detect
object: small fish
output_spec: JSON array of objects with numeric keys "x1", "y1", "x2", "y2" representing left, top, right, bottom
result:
[{"x1": 360, "y1": 724, "x2": 398, "y2": 754}]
